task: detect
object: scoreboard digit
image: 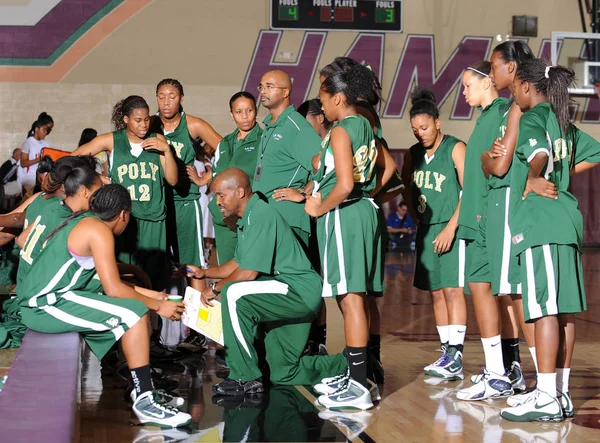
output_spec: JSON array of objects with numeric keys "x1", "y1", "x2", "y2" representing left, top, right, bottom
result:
[{"x1": 270, "y1": 1, "x2": 403, "y2": 33}]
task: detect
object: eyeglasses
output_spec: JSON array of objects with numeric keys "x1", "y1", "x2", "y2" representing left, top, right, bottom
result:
[{"x1": 257, "y1": 84, "x2": 287, "y2": 92}]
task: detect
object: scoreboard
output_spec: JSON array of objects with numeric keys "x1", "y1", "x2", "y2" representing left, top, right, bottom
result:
[{"x1": 270, "y1": 0, "x2": 403, "y2": 33}]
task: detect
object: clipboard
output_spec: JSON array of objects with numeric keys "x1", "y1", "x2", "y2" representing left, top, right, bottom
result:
[{"x1": 182, "y1": 286, "x2": 224, "y2": 345}]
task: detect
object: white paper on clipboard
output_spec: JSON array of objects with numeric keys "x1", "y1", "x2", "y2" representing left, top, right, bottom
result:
[{"x1": 182, "y1": 286, "x2": 224, "y2": 346}]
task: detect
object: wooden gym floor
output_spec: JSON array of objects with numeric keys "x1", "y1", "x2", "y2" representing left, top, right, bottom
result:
[{"x1": 79, "y1": 249, "x2": 600, "y2": 442}]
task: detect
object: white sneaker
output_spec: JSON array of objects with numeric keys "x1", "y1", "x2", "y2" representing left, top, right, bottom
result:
[
  {"x1": 313, "y1": 370, "x2": 349, "y2": 395},
  {"x1": 133, "y1": 426, "x2": 191, "y2": 443},
  {"x1": 133, "y1": 390, "x2": 192, "y2": 428},
  {"x1": 456, "y1": 369, "x2": 513, "y2": 401},
  {"x1": 318, "y1": 410, "x2": 373, "y2": 440},
  {"x1": 506, "y1": 386, "x2": 537, "y2": 407},
  {"x1": 424, "y1": 352, "x2": 449, "y2": 374},
  {"x1": 318, "y1": 378, "x2": 374, "y2": 410},
  {"x1": 500, "y1": 389, "x2": 564, "y2": 422},
  {"x1": 507, "y1": 361, "x2": 526, "y2": 392},
  {"x1": 558, "y1": 391, "x2": 574, "y2": 418},
  {"x1": 131, "y1": 388, "x2": 185, "y2": 408}
]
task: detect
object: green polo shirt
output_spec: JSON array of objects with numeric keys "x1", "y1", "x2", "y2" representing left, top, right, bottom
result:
[
  {"x1": 234, "y1": 193, "x2": 323, "y2": 313},
  {"x1": 252, "y1": 105, "x2": 322, "y2": 234}
]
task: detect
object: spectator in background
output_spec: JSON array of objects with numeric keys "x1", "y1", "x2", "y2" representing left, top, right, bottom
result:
[
  {"x1": 387, "y1": 201, "x2": 415, "y2": 252},
  {"x1": 78, "y1": 128, "x2": 105, "y2": 175},
  {"x1": 18, "y1": 112, "x2": 54, "y2": 196},
  {"x1": 0, "y1": 148, "x2": 22, "y2": 212}
]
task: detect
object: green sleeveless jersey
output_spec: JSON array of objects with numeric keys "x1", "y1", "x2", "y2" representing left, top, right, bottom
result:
[
  {"x1": 17, "y1": 200, "x2": 72, "y2": 290},
  {"x1": 313, "y1": 115, "x2": 377, "y2": 200},
  {"x1": 355, "y1": 100, "x2": 404, "y2": 197},
  {"x1": 488, "y1": 99, "x2": 514, "y2": 189},
  {"x1": 159, "y1": 113, "x2": 200, "y2": 201},
  {"x1": 509, "y1": 102, "x2": 598, "y2": 255},
  {"x1": 23, "y1": 193, "x2": 61, "y2": 230},
  {"x1": 109, "y1": 130, "x2": 165, "y2": 221},
  {"x1": 458, "y1": 97, "x2": 508, "y2": 239},
  {"x1": 19, "y1": 213, "x2": 102, "y2": 308},
  {"x1": 409, "y1": 135, "x2": 462, "y2": 225},
  {"x1": 209, "y1": 124, "x2": 262, "y2": 225}
]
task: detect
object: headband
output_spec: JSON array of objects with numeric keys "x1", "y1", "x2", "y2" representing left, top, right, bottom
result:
[
  {"x1": 545, "y1": 66, "x2": 553, "y2": 79},
  {"x1": 466, "y1": 67, "x2": 489, "y2": 78}
]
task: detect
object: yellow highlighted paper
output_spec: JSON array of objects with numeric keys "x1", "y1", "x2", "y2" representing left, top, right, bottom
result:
[{"x1": 182, "y1": 286, "x2": 224, "y2": 345}]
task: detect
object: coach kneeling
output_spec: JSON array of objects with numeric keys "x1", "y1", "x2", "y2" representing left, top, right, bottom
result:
[{"x1": 183, "y1": 168, "x2": 346, "y2": 396}]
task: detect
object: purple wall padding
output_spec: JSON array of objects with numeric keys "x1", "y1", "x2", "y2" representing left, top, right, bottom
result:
[{"x1": 0, "y1": 330, "x2": 80, "y2": 443}]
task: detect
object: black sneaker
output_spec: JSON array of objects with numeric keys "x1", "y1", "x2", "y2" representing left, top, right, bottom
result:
[
  {"x1": 151, "y1": 341, "x2": 184, "y2": 362},
  {"x1": 372, "y1": 357, "x2": 385, "y2": 385},
  {"x1": 212, "y1": 378, "x2": 265, "y2": 396},
  {"x1": 212, "y1": 394, "x2": 266, "y2": 409},
  {"x1": 176, "y1": 331, "x2": 207, "y2": 354}
]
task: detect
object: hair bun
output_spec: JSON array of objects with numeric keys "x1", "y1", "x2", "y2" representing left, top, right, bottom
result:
[{"x1": 410, "y1": 88, "x2": 436, "y2": 105}]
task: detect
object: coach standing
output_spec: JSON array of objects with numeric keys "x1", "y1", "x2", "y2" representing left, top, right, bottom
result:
[{"x1": 253, "y1": 70, "x2": 322, "y2": 249}]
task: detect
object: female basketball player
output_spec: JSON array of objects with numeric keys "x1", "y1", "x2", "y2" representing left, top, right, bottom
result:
[
  {"x1": 500, "y1": 59, "x2": 600, "y2": 422},
  {"x1": 319, "y1": 58, "x2": 399, "y2": 383},
  {"x1": 18, "y1": 112, "x2": 54, "y2": 195},
  {"x1": 457, "y1": 41, "x2": 536, "y2": 402},
  {"x1": 153, "y1": 79, "x2": 222, "y2": 278},
  {"x1": 72, "y1": 95, "x2": 178, "y2": 290},
  {"x1": 191, "y1": 91, "x2": 262, "y2": 265},
  {"x1": 18, "y1": 184, "x2": 191, "y2": 428},
  {"x1": 306, "y1": 64, "x2": 384, "y2": 410},
  {"x1": 401, "y1": 89, "x2": 467, "y2": 381}
]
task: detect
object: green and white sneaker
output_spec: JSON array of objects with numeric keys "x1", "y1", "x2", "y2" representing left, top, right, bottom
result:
[
  {"x1": 427, "y1": 347, "x2": 464, "y2": 380},
  {"x1": 318, "y1": 378, "x2": 374, "y2": 410},
  {"x1": 500, "y1": 389, "x2": 564, "y2": 422},
  {"x1": 506, "y1": 384, "x2": 537, "y2": 407},
  {"x1": 131, "y1": 388, "x2": 185, "y2": 408},
  {"x1": 558, "y1": 391, "x2": 574, "y2": 418},
  {"x1": 132, "y1": 390, "x2": 192, "y2": 428}
]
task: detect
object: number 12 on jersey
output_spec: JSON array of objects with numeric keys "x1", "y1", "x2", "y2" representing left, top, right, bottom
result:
[{"x1": 127, "y1": 184, "x2": 151, "y2": 202}]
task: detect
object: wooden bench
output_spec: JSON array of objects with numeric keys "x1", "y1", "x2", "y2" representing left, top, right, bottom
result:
[{"x1": 0, "y1": 330, "x2": 81, "y2": 443}]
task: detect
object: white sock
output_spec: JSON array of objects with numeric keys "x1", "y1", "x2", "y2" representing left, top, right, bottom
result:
[
  {"x1": 448, "y1": 325, "x2": 466, "y2": 347},
  {"x1": 481, "y1": 335, "x2": 505, "y2": 375},
  {"x1": 537, "y1": 372, "x2": 557, "y2": 398},
  {"x1": 529, "y1": 347, "x2": 538, "y2": 372},
  {"x1": 556, "y1": 368, "x2": 570, "y2": 393},
  {"x1": 436, "y1": 325, "x2": 449, "y2": 344}
]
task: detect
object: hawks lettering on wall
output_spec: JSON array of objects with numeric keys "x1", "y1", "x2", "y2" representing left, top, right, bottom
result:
[{"x1": 242, "y1": 31, "x2": 599, "y2": 123}]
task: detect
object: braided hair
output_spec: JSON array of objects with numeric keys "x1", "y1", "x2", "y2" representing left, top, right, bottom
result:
[
  {"x1": 156, "y1": 78, "x2": 184, "y2": 113},
  {"x1": 516, "y1": 59, "x2": 575, "y2": 134}
]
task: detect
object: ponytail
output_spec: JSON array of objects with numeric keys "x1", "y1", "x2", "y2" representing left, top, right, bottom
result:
[{"x1": 111, "y1": 95, "x2": 149, "y2": 131}]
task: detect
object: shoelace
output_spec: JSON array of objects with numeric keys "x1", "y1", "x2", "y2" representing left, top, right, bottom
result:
[{"x1": 151, "y1": 392, "x2": 180, "y2": 414}]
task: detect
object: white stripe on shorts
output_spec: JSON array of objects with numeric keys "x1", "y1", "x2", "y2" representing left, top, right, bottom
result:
[
  {"x1": 525, "y1": 248, "x2": 543, "y2": 319},
  {"x1": 61, "y1": 291, "x2": 142, "y2": 329},
  {"x1": 193, "y1": 199, "x2": 206, "y2": 267},
  {"x1": 499, "y1": 188, "x2": 522, "y2": 295},
  {"x1": 542, "y1": 245, "x2": 558, "y2": 316},
  {"x1": 333, "y1": 206, "x2": 348, "y2": 296},
  {"x1": 226, "y1": 280, "x2": 289, "y2": 358},
  {"x1": 41, "y1": 305, "x2": 112, "y2": 332},
  {"x1": 458, "y1": 239, "x2": 466, "y2": 288},
  {"x1": 322, "y1": 211, "x2": 332, "y2": 298}
]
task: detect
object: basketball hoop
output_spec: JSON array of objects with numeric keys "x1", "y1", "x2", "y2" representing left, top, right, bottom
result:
[{"x1": 595, "y1": 83, "x2": 600, "y2": 100}]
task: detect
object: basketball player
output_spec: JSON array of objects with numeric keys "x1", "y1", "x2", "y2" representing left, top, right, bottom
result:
[
  {"x1": 306, "y1": 64, "x2": 384, "y2": 410},
  {"x1": 401, "y1": 88, "x2": 467, "y2": 381},
  {"x1": 72, "y1": 95, "x2": 178, "y2": 290},
  {"x1": 153, "y1": 79, "x2": 223, "y2": 281},
  {"x1": 501, "y1": 59, "x2": 600, "y2": 422},
  {"x1": 18, "y1": 184, "x2": 190, "y2": 428},
  {"x1": 458, "y1": 41, "x2": 536, "y2": 401}
]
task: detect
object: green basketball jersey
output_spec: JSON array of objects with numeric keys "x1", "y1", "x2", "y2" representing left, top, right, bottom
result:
[
  {"x1": 313, "y1": 115, "x2": 377, "y2": 200},
  {"x1": 19, "y1": 213, "x2": 102, "y2": 308},
  {"x1": 509, "y1": 102, "x2": 595, "y2": 255},
  {"x1": 458, "y1": 97, "x2": 509, "y2": 239},
  {"x1": 17, "y1": 200, "x2": 72, "y2": 289},
  {"x1": 409, "y1": 135, "x2": 462, "y2": 225},
  {"x1": 109, "y1": 130, "x2": 165, "y2": 221},
  {"x1": 23, "y1": 193, "x2": 61, "y2": 230},
  {"x1": 488, "y1": 99, "x2": 514, "y2": 190},
  {"x1": 355, "y1": 100, "x2": 404, "y2": 197},
  {"x1": 160, "y1": 113, "x2": 200, "y2": 201}
]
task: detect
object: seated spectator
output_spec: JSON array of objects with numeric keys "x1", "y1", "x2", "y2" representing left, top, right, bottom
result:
[
  {"x1": 0, "y1": 149, "x2": 22, "y2": 212},
  {"x1": 387, "y1": 201, "x2": 415, "y2": 252},
  {"x1": 183, "y1": 168, "x2": 346, "y2": 396}
]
